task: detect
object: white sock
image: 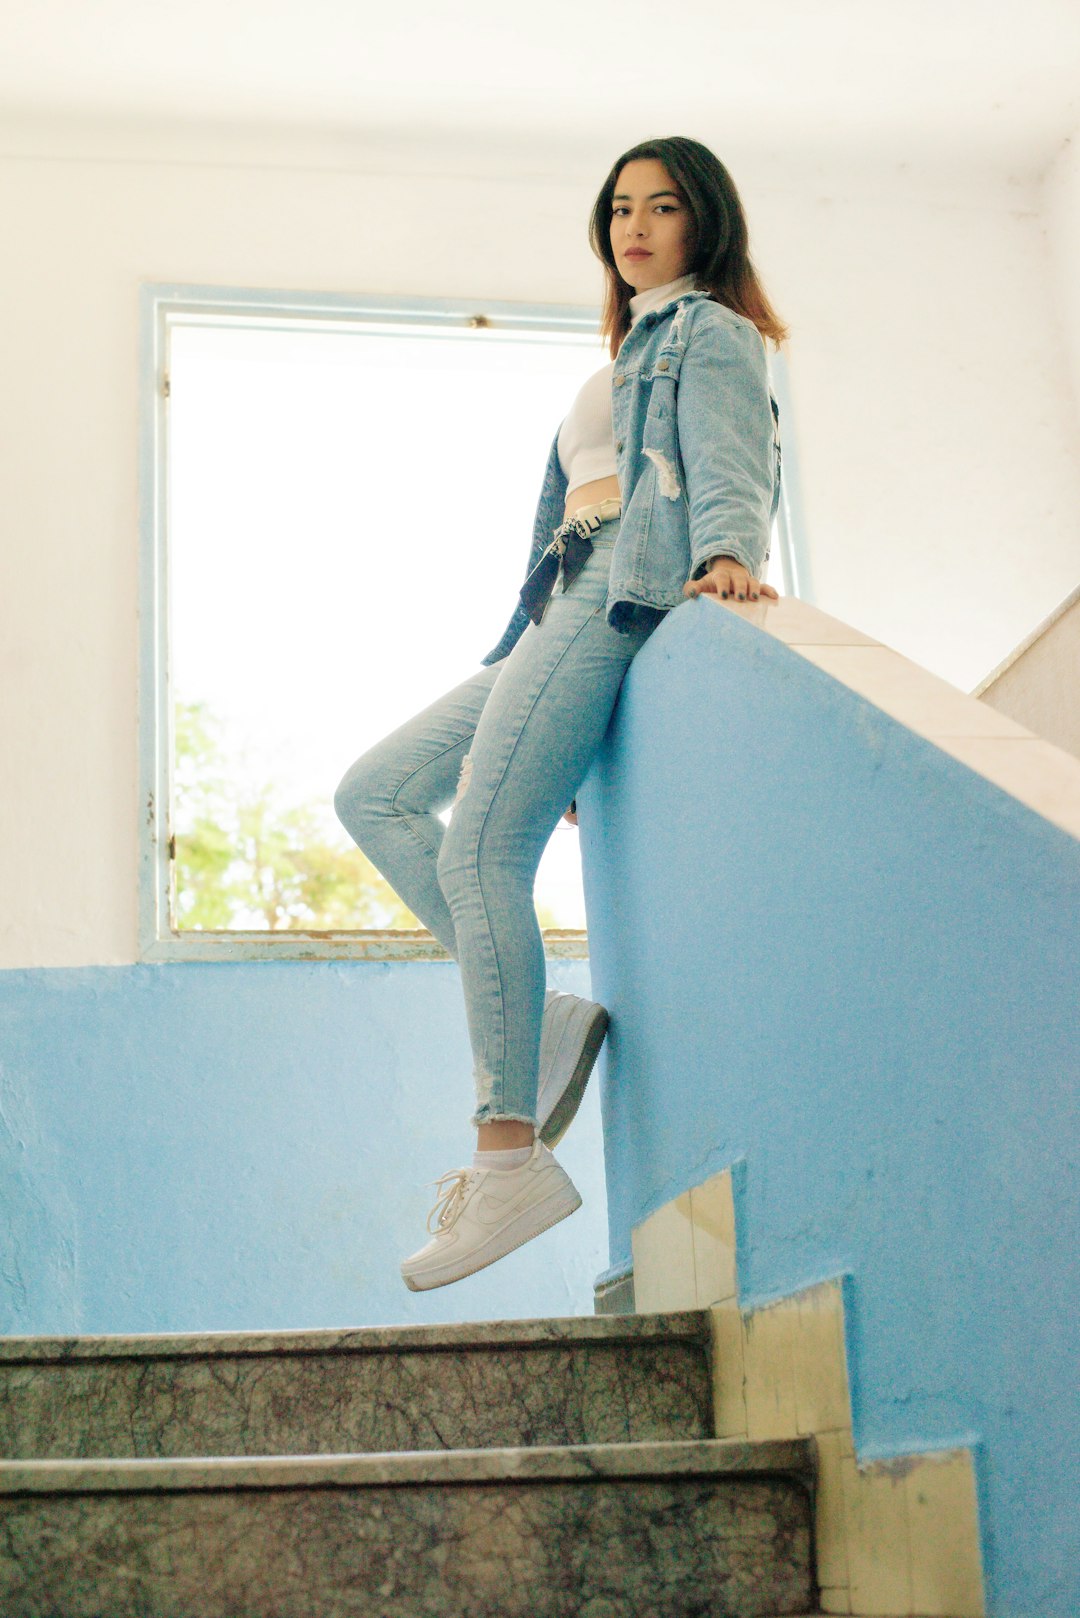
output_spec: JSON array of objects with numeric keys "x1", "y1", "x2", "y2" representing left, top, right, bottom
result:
[{"x1": 473, "y1": 1144, "x2": 534, "y2": 1171}]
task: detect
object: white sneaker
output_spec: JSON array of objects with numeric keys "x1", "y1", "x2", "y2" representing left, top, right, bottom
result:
[
  {"x1": 400, "y1": 1136, "x2": 582, "y2": 1292},
  {"x1": 536, "y1": 991, "x2": 610, "y2": 1148}
]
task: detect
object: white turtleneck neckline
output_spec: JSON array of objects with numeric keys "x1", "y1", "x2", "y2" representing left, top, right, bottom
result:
[{"x1": 628, "y1": 273, "x2": 699, "y2": 326}]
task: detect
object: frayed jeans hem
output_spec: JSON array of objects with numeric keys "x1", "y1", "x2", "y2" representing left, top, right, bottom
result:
[{"x1": 470, "y1": 1107, "x2": 538, "y2": 1129}]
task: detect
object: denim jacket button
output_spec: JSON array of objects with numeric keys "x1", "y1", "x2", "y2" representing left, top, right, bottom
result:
[
  {"x1": 657, "y1": 358, "x2": 670, "y2": 371},
  {"x1": 614, "y1": 374, "x2": 626, "y2": 386},
  {"x1": 615, "y1": 440, "x2": 624, "y2": 453}
]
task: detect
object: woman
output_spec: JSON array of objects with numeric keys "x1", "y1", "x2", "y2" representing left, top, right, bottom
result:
[{"x1": 334, "y1": 135, "x2": 787, "y2": 1292}]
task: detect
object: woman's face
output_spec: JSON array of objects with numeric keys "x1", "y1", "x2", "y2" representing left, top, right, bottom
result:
[{"x1": 609, "y1": 158, "x2": 694, "y2": 292}]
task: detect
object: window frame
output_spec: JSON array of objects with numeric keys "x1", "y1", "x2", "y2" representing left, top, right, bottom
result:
[{"x1": 137, "y1": 281, "x2": 805, "y2": 964}]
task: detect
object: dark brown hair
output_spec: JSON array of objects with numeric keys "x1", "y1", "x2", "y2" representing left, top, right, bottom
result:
[{"x1": 588, "y1": 135, "x2": 789, "y2": 360}]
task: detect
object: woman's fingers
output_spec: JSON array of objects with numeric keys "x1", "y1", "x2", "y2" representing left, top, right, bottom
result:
[
  {"x1": 723, "y1": 565, "x2": 755, "y2": 601},
  {"x1": 684, "y1": 560, "x2": 780, "y2": 603}
]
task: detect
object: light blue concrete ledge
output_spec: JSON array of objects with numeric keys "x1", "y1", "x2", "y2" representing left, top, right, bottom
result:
[{"x1": 576, "y1": 596, "x2": 1079, "y2": 1618}]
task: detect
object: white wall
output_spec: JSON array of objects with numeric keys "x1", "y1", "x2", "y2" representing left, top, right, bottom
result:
[
  {"x1": 747, "y1": 148, "x2": 1080, "y2": 681},
  {"x1": 1, "y1": 121, "x2": 1078, "y2": 968},
  {"x1": 1044, "y1": 132, "x2": 1080, "y2": 445},
  {"x1": 976, "y1": 583, "x2": 1080, "y2": 757}
]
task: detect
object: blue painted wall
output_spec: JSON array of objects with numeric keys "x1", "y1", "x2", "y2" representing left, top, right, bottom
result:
[
  {"x1": 577, "y1": 598, "x2": 1079, "y2": 1618},
  {"x1": 0, "y1": 957, "x2": 607, "y2": 1336}
]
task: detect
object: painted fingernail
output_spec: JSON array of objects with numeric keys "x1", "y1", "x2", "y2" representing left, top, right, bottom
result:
[
  {"x1": 720, "y1": 590, "x2": 728, "y2": 598},
  {"x1": 738, "y1": 592, "x2": 745, "y2": 600}
]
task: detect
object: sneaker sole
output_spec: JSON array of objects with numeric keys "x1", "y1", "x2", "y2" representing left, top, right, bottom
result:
[
  {"x1": 537, "y1": 1001, "x2": 609, "y2": 1148},
  {"x1": 401, "y1": 1180, "x2": 583, "y2": 1292}
]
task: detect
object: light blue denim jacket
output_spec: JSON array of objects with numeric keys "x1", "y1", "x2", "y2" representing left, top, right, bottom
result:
[{"x1": 482, "y1": 288, "x2": 782, "y2": 665}]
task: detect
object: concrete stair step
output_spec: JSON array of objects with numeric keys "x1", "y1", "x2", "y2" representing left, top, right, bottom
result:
[
  {"x1": 0, "y1": 1310, "x2": 713, "y2": 1459},
  {"x1": 0, "y1": 1436, "x2": 817, "y2": 1618}
]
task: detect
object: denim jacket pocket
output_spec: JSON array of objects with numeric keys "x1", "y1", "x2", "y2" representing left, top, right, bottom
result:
[{"x1": 642, "y1": 370, "x2": 678, "y2": 420}]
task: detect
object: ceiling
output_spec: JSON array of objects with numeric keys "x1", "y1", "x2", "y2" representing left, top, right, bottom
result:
[{"x1": 1, "y1": 0, "x2": 1077, "y2": 180}]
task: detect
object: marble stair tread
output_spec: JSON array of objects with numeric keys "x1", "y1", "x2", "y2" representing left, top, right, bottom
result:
[
  {"x1": 0, "y1": 1438, "x2": 816, "y2": 1618},
  {"x1": 0, "y1": 1436, "x2": 816, "y2": 1494},
  {"x1": 0, "y1": 1309, "x2": 714, "y2": 1458},
  {"x1": 0, "y1": 1308, "x2": 709, "y2": 1363}
]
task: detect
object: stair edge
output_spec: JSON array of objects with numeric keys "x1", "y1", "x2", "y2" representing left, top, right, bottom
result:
[
  {"x1": 0, "y1": 1436, "x2": 816, "y2": 1495},
  {"x1": 0, "y1": 1310, "x2": 711, "y2": 1365}
]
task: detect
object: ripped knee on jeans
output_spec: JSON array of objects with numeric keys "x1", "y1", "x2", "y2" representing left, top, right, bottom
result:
[{"x1": 453, "y1": 752, "x2": 473, "y2": 807}]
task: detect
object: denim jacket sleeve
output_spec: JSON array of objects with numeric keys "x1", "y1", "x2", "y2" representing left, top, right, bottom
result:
[{"x1": 677, "y1": 310, "x2": 775, "y2": 584}]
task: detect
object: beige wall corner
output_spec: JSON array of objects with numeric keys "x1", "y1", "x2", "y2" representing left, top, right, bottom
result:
[
  {"x1": 630, "y1": 1188, "x2": 696, "y2": 1312},
  {"x1": 794, "y1": 1279, "x2": 853, "y2": 1434},
  {"x1": 632, "y1": 1166, "x2": 986, "y2": 1617},
  {"x1": 706, "y1": 1299, "x2": 748, "y2": 1439},
  {"x1": 741, "y1": 1287, "x2": 802, "y2": 1440},
  {"x1": 905, "y1": 1449, "x2": 987, "y2": 1617},
  {"x1": 688, "y1": 1170, "x2": 738, "y2": 1304}
]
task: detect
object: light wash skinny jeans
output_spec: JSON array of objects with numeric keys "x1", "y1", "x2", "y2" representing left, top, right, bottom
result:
[{"x1": 333, "y1": 516, "x2": 659, "y2": 1128}]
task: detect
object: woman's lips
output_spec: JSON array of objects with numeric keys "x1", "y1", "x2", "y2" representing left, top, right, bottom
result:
[{"x1": 625, "y1": 250, "x2": 651, "y2": 259}]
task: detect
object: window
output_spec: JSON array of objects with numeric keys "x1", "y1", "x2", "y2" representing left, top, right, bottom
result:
[{"x1": 138, "y1": 284, "x2": 801, "y2": 962}]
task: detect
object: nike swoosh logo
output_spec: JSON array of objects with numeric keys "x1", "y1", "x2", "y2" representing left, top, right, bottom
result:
[{"x1": 475, "y1": 1171, "x2": 557, "y2": 1227}]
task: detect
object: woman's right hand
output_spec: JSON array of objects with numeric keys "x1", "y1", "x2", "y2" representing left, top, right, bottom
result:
[{"x1": 684, "y1": 554, "x2": 778, "y2": 603}]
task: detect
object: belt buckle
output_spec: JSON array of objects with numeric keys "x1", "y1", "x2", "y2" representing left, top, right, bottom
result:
[{"x1": 573, "y1": 509, "x2": 602, "y2": 537}]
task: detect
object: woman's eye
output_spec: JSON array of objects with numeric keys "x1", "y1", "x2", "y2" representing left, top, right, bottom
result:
[{"x1": 612, "y1": 204, "x2": 678, "y2": 216}]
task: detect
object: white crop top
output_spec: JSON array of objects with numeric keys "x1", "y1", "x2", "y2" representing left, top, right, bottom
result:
[{"x1": 557, "y1": 274, "x2": 698, "y2": 499}]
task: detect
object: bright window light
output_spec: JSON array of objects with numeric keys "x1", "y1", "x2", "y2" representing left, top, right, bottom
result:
[{"x1": 167, "y1": 316, "x2": 609, "y2": 938}]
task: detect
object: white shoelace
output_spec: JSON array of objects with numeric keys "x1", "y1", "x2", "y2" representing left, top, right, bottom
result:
[{"x1": 425, "y1": 1167, "x2": 476, "y2": 1235}]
